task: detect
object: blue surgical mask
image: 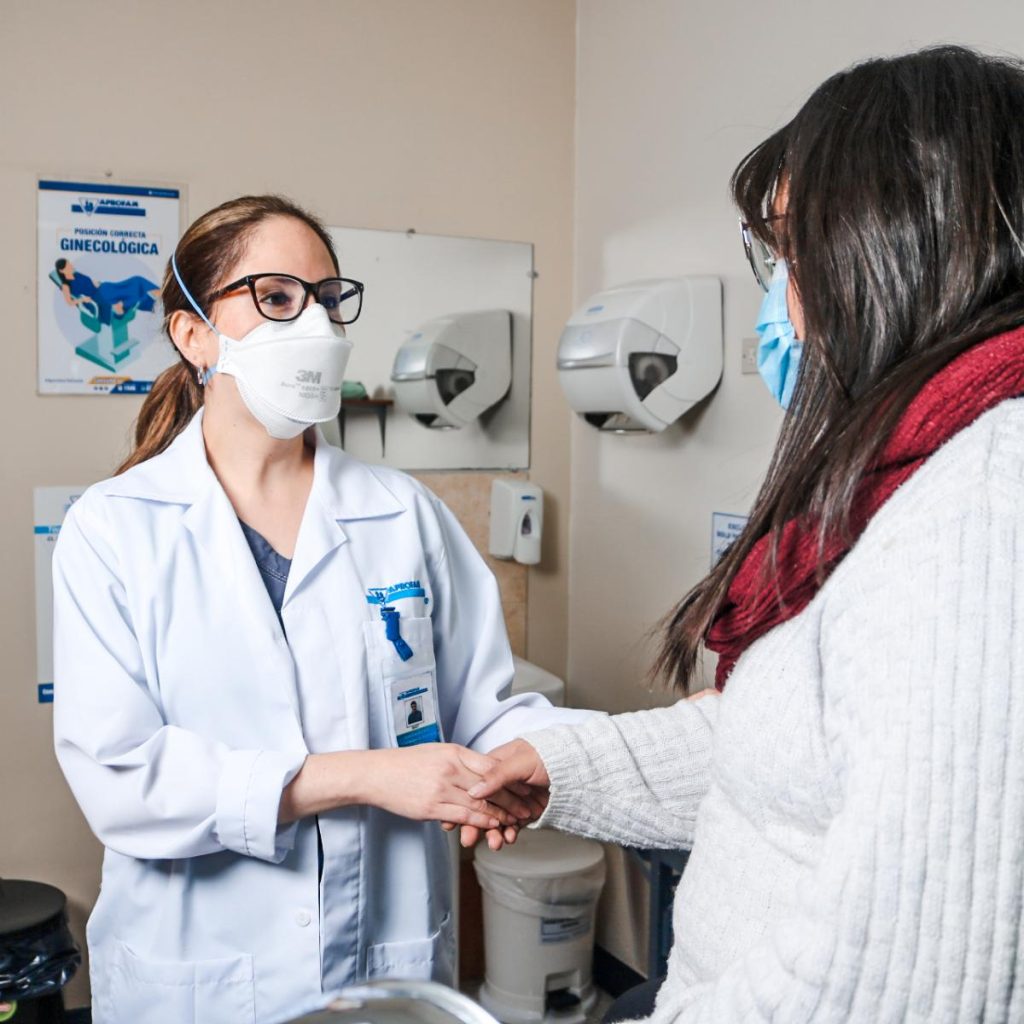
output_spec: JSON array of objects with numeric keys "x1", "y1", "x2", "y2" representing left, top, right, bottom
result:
[{"x1": 755, "y1": 259, "x2": 802, "y2": 409}]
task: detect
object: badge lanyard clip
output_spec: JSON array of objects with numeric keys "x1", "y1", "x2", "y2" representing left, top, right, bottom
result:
[{"x1": 381, "y1": 606, "x2": 414, "y2": 661}]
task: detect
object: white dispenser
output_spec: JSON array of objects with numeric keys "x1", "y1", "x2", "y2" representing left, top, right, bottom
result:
[
  {"x1": 489, "y1": 480, "x2": 543, "y2": 565},
  {"x1": 391, "y1": 310, "x2": 512, "y2": 429},
  {"x1": 557, "y1": 276, "x2": 722, "y2": 432}
]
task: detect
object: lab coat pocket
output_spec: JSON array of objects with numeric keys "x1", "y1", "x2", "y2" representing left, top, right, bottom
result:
[
  {"x1": 364, "y1": 615, "x2": 444, "y2": 748},
  {"x1": 105, "y1": 941, "x2": 255, "y2": 1024},
  {"x1": 365, "y1": 913, "x2": 455, "y2": 982}
]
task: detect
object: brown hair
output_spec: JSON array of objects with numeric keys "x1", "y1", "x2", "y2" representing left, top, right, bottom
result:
[
  {"x1": 655, "y1": 46, "x2": 1024, "y2": 691},
  {"x1": 116, "y1": 195, "x2": 340, "y2": 473}
]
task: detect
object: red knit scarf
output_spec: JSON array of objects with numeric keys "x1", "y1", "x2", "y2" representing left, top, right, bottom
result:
[{"x1": 706, "y1": 326, "x2": 1024, "y2": 689}]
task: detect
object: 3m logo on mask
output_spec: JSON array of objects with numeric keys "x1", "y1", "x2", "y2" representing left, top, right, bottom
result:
[{"x1": 296, "y1": 370, "x2": 323, "y2": 385}]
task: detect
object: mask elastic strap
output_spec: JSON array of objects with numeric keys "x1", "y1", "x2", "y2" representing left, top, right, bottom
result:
[
  {"x1": 171, "y1": 250, "x2": 222, "y2": 385},
  {"x1": 171, "y1": 251, "x2": 220, "y2": 336}
]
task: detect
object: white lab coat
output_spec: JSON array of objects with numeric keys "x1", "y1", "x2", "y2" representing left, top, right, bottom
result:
[{"x1": 52, "y1": 411, "x2": 589, "y2": 1024}]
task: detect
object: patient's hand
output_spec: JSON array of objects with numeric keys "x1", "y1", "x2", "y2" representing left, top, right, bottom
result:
[
  {"x1": 450, "y1": 739, "x2": 550, "y2": 850},
  {"x1": 473, "y1": 739, "x2": 550, "y2": 792},
  {"x1": 438, "y1": 740, "x2": 547, "y2": 848}
]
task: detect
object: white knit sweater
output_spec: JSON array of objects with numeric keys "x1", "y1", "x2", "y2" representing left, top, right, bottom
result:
[{"x1": 524, "y1": 401, "x2": 1024, "y2": 1022}]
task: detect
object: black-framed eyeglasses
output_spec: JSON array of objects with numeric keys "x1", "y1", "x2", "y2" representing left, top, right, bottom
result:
[
  {"x1": 739, "y1": 215, "x2": 787, "y2": 292},
  {"x1": 211, "y1": 273, "x2": 365, "y2": 325}
]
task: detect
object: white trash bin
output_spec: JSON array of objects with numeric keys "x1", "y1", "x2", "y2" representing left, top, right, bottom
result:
[{"x1": 474, "y1": 829, "x2": 606, "y2": 1024}]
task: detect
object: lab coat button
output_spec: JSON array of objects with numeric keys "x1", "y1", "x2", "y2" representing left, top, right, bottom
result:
[{"x1": 294, "y1": 909, "x2": 312, "y2": 927}]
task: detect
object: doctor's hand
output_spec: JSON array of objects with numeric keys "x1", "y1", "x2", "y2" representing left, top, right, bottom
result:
[
  {"x1": 442, "y1": 821, "x2": 523, "y2": 851},
  {"x1": 361, "y1": 744, "x2": 536, "y2": 829},
  {"x1": 279, "y1": 745, "x2": 534, "y2": 830}
]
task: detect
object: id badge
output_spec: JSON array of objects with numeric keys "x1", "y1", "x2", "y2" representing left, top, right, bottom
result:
[{"x1": 389, "y1": 674, "x2": 442, "y2": 747}]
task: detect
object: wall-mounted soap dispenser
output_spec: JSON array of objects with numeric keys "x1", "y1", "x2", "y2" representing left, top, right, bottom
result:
[{"x1": 489, "y1": 480, "x2": 543, "y2": 565}]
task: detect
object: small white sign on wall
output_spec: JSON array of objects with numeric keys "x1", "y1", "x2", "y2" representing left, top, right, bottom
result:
[
  {"x1": 34, "y1": 486, "x2": 87, "y2": 703},
  {"x1": 711, "y1": 511, "x2": 749, "y2": 568}
]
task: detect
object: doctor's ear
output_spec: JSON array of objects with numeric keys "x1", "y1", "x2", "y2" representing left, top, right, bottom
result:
[{"x1": 168, "y1": 310, "x2": 212, "y2": 370}]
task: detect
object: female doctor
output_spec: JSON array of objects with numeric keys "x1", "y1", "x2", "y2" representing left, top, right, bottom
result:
[{"x1": 52, "y1": 194, "x2": 587, "y2": 1024}]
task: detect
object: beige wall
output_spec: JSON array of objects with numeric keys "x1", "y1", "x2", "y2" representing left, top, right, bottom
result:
[
  {"x1": 572, "y1": 0, "x2": 1024, "y2": 973},
  {"x1": 0, "y1": 1, "x2": 576, "y2": 1006},
  {"x1": 13, "y1": 0, "x2": 1024, "y2": 1002},
  {"x1": 415, "y1": 471, "x2": 530, "y2": 656}
]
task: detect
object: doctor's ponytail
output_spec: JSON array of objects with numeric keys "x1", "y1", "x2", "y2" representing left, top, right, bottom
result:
[
  {"x1": 116, "y1": 195, "x2": 340, "y2": 474},
  {"x1": 117, "y1": 360, "x2": 203, "y2": 473}
]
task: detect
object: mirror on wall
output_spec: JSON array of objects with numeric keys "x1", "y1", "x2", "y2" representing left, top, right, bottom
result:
[{"x1": 327, "y1": 227, "x2": 532, "y2": 470}]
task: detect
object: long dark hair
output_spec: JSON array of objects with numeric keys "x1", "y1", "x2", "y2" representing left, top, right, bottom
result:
[
  {"x1": 117, "y1": 195, "x2": 340, "y2": 474},
  {"x1": 656, "y1": 45, "x2": 1024, "y2": 690}
]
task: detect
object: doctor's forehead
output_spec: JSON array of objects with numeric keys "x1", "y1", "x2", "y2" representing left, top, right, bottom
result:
[{"x1": 228, "y1": 215, "x2": 336, "y2": 280}]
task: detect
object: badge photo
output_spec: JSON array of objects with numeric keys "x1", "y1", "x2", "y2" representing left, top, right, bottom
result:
[{"x1": 389, "y1": 674, "x2": 441, "y2": 747}]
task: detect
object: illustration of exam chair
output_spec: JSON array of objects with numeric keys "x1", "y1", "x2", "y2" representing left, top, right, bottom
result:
[{"x1": 48, "y1": 269, "x2": 141, "y2": 373}]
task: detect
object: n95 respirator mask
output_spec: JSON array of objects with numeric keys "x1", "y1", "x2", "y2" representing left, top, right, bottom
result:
[
  {"x1": 172, "y1": 253, "x2": 353, "y2": 439},
  {"x1": 205, "y1": 304, "x2": 353, "y2": 439}
]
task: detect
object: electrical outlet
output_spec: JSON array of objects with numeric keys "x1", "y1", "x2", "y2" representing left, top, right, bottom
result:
[{"x1": 741, "y1": 336, "x2": 759, "y2": 375}]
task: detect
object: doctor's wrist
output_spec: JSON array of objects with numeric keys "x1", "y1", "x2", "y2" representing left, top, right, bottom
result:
[{"x1": 278, "y1": 751, "x2": 366, "y2": 823}]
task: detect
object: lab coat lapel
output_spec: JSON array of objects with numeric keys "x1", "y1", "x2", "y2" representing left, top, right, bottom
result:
[
  {"x1": 179, "y1": 485, "x2": 239, "y2": 585},
  {"x1": 177, "y1": 442, "x2": 297, "y2": 653},
  {"x1": 159, "y1": 415, "x2": 298, "y2": 633},
  {"x1": 283, "y1": 492, "x2": 348, "y2": 607},
  {"x1": 105, "y1": 411, "x2": 285, "y2": 636},
  {"x1": 184, "y1": 476, "x2": 303, "y2": 722},
  {"x1": 282, "y1": 429, "x2": 405, "y2": 606},
  {"x1": 127, "y1": 419, "x2": 247, "y2": 604}
]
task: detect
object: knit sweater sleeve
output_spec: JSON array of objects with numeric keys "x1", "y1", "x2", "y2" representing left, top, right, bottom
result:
[
  {"x1": 649, "y1": 421, "x2": 1024, "y2": 1022},
  {"x1": 520, "y1": 694, "x2": 720, "y2": 849}
]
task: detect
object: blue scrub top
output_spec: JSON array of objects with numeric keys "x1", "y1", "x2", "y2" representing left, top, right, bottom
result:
[{"x1": 239, "y1": 521, "x2": 291, "y2": 626}]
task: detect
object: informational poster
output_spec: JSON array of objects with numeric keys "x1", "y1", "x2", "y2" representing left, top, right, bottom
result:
[
  {"x1": 37, "y1": 179, "x2": 182, "y2": 394},
  {"x1": 34, "y1": 486, "x2": 86, "y2": 703}
]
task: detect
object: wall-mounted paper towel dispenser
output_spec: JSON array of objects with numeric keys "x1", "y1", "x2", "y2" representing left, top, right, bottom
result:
[
  {"x1": 391, "y1": 310, "x2": 512, "y2": 429},
  {"x1": 557, "y1": 277, "x2": 722, "y2": 433}
]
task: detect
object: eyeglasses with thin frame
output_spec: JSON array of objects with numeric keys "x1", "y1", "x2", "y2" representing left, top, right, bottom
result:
[
  {"x1": 211, "y1": 273, "x2": 365, "y2": 325},
  {"x1": 739, "y1": 214, "x2": 787, "y2": 292}
]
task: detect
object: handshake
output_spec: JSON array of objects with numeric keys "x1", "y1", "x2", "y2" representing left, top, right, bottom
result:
[
  {"x1": 279, "y1": 737, "x2": 551, "y2": 849},
  {"x1": 377, "y1": 738, "x2": 550, "y2": 852},
  {"x1": 439, "y1": 738, "x2": 550, "y2": 851}
]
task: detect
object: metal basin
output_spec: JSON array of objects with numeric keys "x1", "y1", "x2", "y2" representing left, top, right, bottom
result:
[{"x1": 284, "y1": 980, "x2": 500, "y2": 1024}]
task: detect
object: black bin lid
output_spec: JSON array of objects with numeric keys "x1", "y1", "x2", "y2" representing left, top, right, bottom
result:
[{"x1": 0, "y1": 880, "x2": 67, "y2": 939}]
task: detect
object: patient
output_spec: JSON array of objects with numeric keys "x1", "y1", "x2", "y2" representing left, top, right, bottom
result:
[
  {"x1": 468, "y1": 45, "x2": 1024, "y2": 1023},
  {"x1": 55, "y1": 258, "x2": 159, "y2": 324}
]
